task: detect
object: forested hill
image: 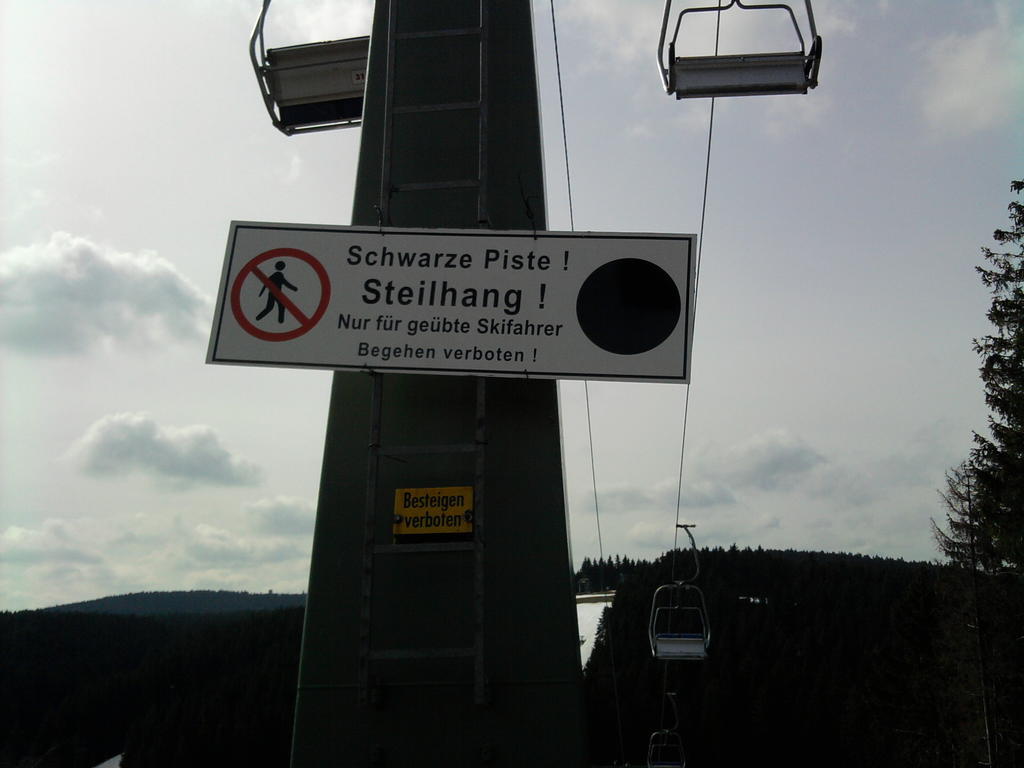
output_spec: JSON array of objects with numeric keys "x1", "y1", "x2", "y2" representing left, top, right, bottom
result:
[
  {"x1": 43, "y1": 590, "x2": 306, "y2": 616},
  {"x1": 1, "y1": 605, "x2": 304, "y2": 768},
  {"x1": 583, "y1": 546, "x2": 1022, "y2": 767},
  {"x1": 3, "y1": 548, "x2": 1019, "y2": 768}
]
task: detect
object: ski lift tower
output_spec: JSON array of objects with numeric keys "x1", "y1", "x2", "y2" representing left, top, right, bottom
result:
[{"x1": 269, "y1": 1, "x2": 589, "y2": 766}]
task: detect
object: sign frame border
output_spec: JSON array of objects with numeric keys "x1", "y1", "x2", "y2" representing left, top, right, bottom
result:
[{"x1": 207, "y1": 221, "x2": 697, "y2": 383}]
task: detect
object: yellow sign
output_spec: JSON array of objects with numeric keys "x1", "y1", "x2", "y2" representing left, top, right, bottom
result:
[{"x1": 393, "y1": 486, "x2": 473, "y2": 535}]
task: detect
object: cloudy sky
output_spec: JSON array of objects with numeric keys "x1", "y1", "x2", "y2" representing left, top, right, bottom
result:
[{"x1": 1, "y1": 0, "x2": 1021, "y2": 610}]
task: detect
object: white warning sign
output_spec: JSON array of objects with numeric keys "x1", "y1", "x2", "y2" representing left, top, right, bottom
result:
[{"x1": 207, "y1": 222, "x2": 696, "y2": 383}]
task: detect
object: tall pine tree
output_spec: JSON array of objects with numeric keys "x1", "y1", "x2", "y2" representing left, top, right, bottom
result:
[
  {"x1": 971, "y1": 179, "x2": 1024, "y2": 575},
  {"x1": 933, "y1": 180, "x2": 1024, "y2": 768},
  {"x1": 934, "y1": 462, "x2": 988, "y2": 567},
  {"x1": 933, "y1": 462, "x2": 998, "y2": 767}
]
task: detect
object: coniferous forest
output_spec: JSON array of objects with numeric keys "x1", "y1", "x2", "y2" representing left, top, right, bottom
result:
[
  {"x1": 579, "y1": 548, "x2": 1022, "y2": 767},
  {"x1": 2, "y1": 550, "x2": 1021, "y2": 768},
  {"x1": 1, "y1": 599, "x2": 304, "y2": 768}
]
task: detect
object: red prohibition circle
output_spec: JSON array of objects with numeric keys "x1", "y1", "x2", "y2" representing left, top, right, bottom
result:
[{"x1": 230, "y1": 248, "x2": 331, "y2": 342}]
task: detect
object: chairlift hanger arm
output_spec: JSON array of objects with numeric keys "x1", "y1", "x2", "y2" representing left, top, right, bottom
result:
[
  {"x1": 664, "y1": 691, "x2": 681, "y2": 732},
  {"x1": 676, "y1": 1, "x2": 807, "y2": 53},
  {"x1": 675, "y1": 522, "x2": 700, "y2": 583},
  {"x1": 657, "y1": 0, "x2": 677, "y2": 92},
  {"x1": 253, "y1": 0, "x2": 270, "y2": 62},
  {"x1": 250, "y1": 0, "x2": 288, "y2": 134}
]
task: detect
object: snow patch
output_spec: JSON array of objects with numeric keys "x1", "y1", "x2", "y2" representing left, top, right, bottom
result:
[{"x1": 577, "y1": 601, "x2": 610, "y2": 665}]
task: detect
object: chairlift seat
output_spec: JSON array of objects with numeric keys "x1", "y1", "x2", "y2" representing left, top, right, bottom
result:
[
  {"x1": 654, "y1": 632, "x2": 707, "y2": 660},
  {"x1": 265, "y1": 37, "x2": 369, "y2": 131},
  {"x1": 671, "y1": 51, "x2": 811, "y2": 98}
]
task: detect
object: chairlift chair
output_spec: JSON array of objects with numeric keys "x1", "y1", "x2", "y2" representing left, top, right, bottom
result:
[
  {"x1": 649, "y1": 582, "x2": 710, "y2": 660},
  {"x1": 648, "y1": 693, "x2": 686, "y2": 768},
  {"x1": 648, "y1": 729, "x2": 686, "y2": 768},
  {"x1": 658, "y1": 0, "x2": 822, "y2": 98},
  {"x1": 250, "y1": 0, "x2": 369, "y2": 135},
  {"x1": 648, "y1": 523, "x2": 709, "y2": 660}
]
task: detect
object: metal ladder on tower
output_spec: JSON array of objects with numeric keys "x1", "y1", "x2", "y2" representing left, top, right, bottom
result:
[
  {"x1": 377, "y1": 0, "x2": 489, "y2": 230},
  {"x1": 357, "y1": 0, "x2": 490, "y2": 708}
]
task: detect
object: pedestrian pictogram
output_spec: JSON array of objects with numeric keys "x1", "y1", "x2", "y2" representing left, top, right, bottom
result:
[
  {"x1": 255, "y1": 260, "x2": 298, "y2": 323},
  {"x1": 230, "y1": 247, "x2": 331, "y2": 342}
]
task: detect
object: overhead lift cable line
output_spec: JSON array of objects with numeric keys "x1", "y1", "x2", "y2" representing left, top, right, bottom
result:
[
  {"x1": 662, "y1": 0, "x2": 723, "y2": 737},
  {"x1": 584, "y1": 383, "x2": 606, "y2": 587},
  {"x1": 670, "y1": 2, "x2": 720, "y2": 582},
  {"x1": 549, "y1": 0, "x2": 575, "y2": 232},
  {"x1": 583, "y1": 380, "x2": 627, "y2": 762},
  {"x1": 668, "y1": 96, "x2": 716, "y2": 580},
  {"x1": 549, "y1": 1, "x2": 624, "y2": 762}
]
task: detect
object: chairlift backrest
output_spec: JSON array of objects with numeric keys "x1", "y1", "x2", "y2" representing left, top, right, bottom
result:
[
  {"x1": 657, "y1": 0, "x2": 822, "y2": 98},
  {"x1": 250, "y1": 0, "x2": 369, "y2": 135}
]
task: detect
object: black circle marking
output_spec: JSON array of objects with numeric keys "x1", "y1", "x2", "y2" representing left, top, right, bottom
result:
[{"x1": 576, "y1": 258, "x2": 681, "y2": 355}]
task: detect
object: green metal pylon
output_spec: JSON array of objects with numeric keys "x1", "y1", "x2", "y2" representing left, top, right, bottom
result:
[{"x1": 290, "y1": 1, "x2": 588, "y2": 765}]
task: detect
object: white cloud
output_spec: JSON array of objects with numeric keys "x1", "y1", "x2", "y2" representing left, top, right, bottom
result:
[
  {"x1": 0, "y1": 514, "x2": 311, "y2": 610},
  {"x1": 259, "y1": 0, "x2": 374, "y2": 48},
  {"x1": 245, "y1": 496, "x2": 316, "y2": 536},
  {"x1": 561, "y1": 0, "x2": 655, "y2": 67},
  {"x1": 284, "y1": 152, "x2": 303, "y2": 185},
  {"x1": 804, "y1": 465, "x2": 880, "y2": 507},
  {"x1": 0, "y1": 520, "x2": 118, "y2": 610},
  {"x1": 706, "y1": 428, "x2": 825, "y2": 491},
  {"x1": 804, "y1": 419, "x2": 964, "y2": 508},
  {"x1": 630, "y1": 106, "x2": 710, "y2": 138},
  {"x1": 677, "y1": 477, "x2": 736, "y2": 507},
  {"x1": 625, "y1": 519, "x2": 675, "y2": 550},
  {"x1": 569, "y1": 430, "x2": 825, "y2": 564},
  {"x1": 761, "y1": 87, "x2": 830, "y2": 137},
  {"x1": 2, "y1": 188, "x2": 51, "y2": 223},
  {"x1": 595, "y1": 476, "x2": 734, "y2": 515},
  {"x1": 72, "y1": 412, "x2": 262, "y2": 488},
  {"x1": 0, "y1": 232, "x2": 211, "y2": 355},
  {"x1": 917, "y1": 7, "x2": 1024, "y2": 137},
  {"x1": 569, "y1": 425, "x2": 949, "y2": 562},
  {"x1": 2, "y1": 149, "x2": 60, "y2": 171},
  {"x1": 815, "y1": 1, "x2": 859, "y2": 37},
  {"x1": 0, "y1": 520, "x2": 103, "y2": 565},
  {"x1": 184, "y1": 523, "x2": 304, "y2": 567},
  {"x1": 183, "y1": 0, "x2": 373, "y2": 41}
]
